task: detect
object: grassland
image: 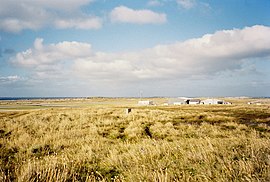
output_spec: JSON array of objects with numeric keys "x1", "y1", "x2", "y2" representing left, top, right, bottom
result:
[{"x1": 0, "y1": 98, "x2": 270, "y2": 181}]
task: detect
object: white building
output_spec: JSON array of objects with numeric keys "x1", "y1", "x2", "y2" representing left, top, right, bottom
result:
[
  {"x1": 189, "y1": 99, "x2": 201, "y2": 105},
  {"x1": 168, "y1": 98, "x2": 201, "y2": 105},
  {"x1": 168, "y1": 98, "x2": 187, "y2": 105},
  {"x1": 201, "y1": 99, "x2": 224, "y2": 105}
]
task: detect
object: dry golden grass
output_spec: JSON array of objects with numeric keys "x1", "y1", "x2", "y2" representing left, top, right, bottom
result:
[{"x1": 0, "y1": 98, "x2": 270, "y2": 181}]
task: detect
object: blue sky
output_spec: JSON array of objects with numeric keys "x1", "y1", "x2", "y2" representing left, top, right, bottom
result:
[{"x1": 0, "y1": 0, "x2": 270, "y2": 97}]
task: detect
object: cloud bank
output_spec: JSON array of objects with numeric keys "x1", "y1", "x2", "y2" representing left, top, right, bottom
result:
[
  {"x1": 10, "y1": 25, "x2": 270, "y2": 85},
  {"x1": 0, "y1": 0, "x2": 101, "y2": 32},
  {"x1": 0, "y1": 0, "x2": 208, "y2": 33}
]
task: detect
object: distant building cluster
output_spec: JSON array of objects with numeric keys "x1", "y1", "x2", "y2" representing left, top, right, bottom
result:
[
  {"x1": 138, "y1": 97, "x2": 232, "y2": 106},
  {"x1": 168, "y1": 97, "x2": 231, "y2": 105}
]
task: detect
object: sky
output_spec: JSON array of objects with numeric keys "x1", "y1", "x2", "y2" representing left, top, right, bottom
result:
[{"x1": 0, "y1": 0, "x2": 270, "y2": 97}]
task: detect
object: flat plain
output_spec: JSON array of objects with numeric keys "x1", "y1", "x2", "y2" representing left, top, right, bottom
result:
[{"x1": 1, "y1": 97, "x2": 270, "y2": 181}]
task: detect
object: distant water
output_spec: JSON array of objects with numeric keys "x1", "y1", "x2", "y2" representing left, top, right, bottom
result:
[{"x1": 0, "y1": 97, "x2": 84, "y2": 101}]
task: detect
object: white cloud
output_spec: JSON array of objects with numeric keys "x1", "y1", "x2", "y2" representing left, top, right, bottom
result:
[
  {"x1": 0, "y1": 75, "x2": 21, "y2": 83},
  {"x1": 110, "y1": 6, "x2": 167, "y2": 24},
  {"x1": 0, "y1": 19, "x2": 35, "y2": 33},
  {"x1": 10, "y1": 25, "x2": 270, "y2": 83},
  {"x1": 0, "y1": 0, "x2": 101, "y2": 32},
  {"x1": 176, "y1": 0, "x2": 196, "y2": 9},
  {"x1": 54, "y1": 17, "x2": 102, "y2": 30},
  {"x1": 13, "y1": 38, "x2": 92, "y2": 68}
]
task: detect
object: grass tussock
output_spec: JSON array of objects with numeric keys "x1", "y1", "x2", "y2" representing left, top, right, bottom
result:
[{"x1": 0, "y1": 99, "x2": 270, "y2": 181}]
